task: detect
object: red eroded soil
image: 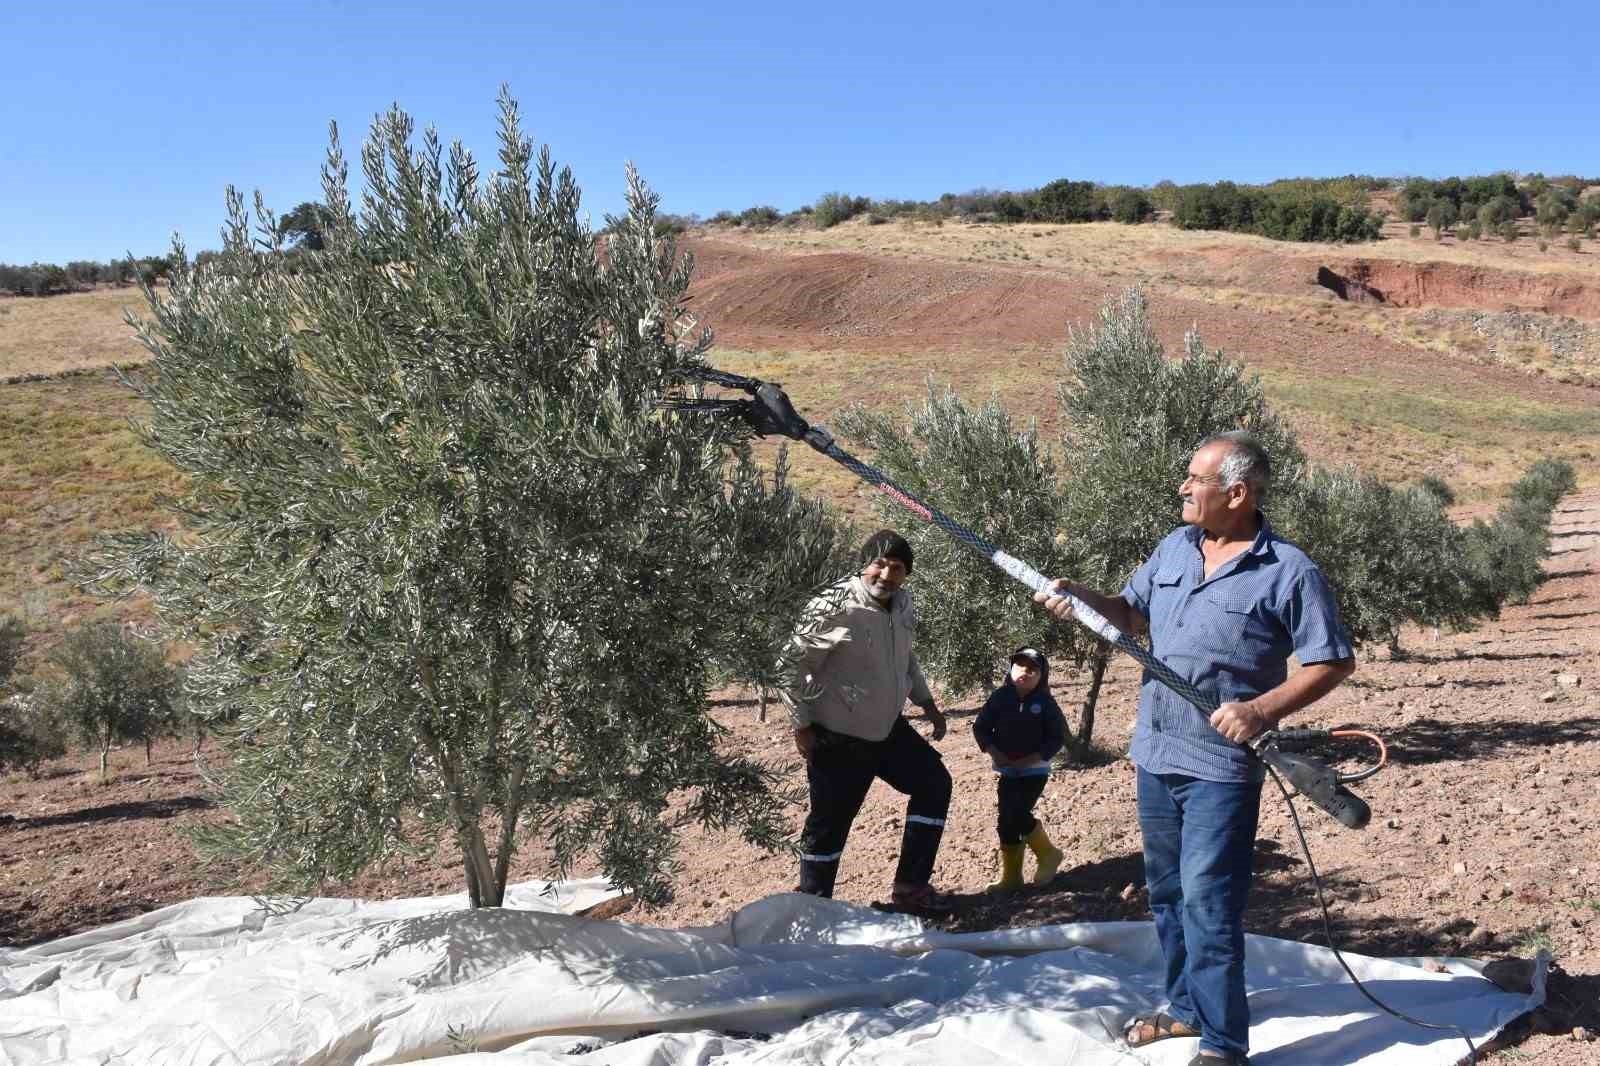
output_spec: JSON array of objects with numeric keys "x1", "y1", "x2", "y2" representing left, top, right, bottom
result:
[
  {"x1": 684, "y1": 237, "x2": 1593, "y2": 411},
  {"x1": 688, "y1": 242, "x2": 1083, "y2": 350},
  {"x1": 1324, "y1": 259, "x2": 1600, "y2": 317},
  {"x1": 3, "y1": 495, "x2": 1597, "y2": 1061}
]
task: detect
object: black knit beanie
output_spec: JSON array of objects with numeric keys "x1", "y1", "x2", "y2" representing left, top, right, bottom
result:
[{"x1": 860, "y1": 529, "x2": 914, "y2": 574}]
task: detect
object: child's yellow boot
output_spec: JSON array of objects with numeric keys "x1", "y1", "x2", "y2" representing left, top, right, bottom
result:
[
  {"x1": 985, "y1": 844, "x2": 1026, "y2": 893},
  {"x1": 1025, "y1": 824, "x2": 1064, "y2": 884}
]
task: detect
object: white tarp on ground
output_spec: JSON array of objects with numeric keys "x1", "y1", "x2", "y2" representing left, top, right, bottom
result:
[{"x1": 0, "y1": 881, "x2": 1544, "y2": 1066}]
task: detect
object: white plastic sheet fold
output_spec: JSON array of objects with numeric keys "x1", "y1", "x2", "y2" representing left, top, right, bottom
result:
[{"x1": 0, "y1": 882, "x2": 1543, "y2": 1065}]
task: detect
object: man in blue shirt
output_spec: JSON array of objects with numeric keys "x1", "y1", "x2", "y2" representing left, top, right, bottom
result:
[{"x1": 1036, "y1": 431, "x2": 1355, "y2": 1066}]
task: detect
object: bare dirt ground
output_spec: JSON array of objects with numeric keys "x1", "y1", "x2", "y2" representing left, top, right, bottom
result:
[{"x1": 4, "y1": 493, "x2": 1596, "y2": 1061}]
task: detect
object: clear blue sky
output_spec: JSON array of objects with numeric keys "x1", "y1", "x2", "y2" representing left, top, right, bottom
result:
[{"x1": 4, "y1": 0, "x2": 1596, "y2": 264}]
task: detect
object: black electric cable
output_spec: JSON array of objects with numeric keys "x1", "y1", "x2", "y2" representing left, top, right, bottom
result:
[{"x1": 1267, "y1": 766, "x2": 1478, "y2": 1064}]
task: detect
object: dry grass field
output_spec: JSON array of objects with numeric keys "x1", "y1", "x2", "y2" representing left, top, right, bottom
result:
[
  {"x1": 0, "y1": 286, "x2": 151, "y2": 380},
  {"x1": 0, "y1": 372, "x2": 174, "y2": 637},
  {"x1": 731, "y1": 212, "x2": 1600, "y2": 279},
  {"x1": 703, "y1": 341, "x2": 1600, "y2": 525}
]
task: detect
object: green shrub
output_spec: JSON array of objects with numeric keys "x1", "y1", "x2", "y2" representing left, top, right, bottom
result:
[
  {"x1": 1454, "y1": 224, "x2": 1469, "y2": 241},
  {"x1": 1032, "y1": 179, "x2": 1102, "y2": 223},
  {"x1": 1459, "y1": 459, "x2": 1577, "y2": 609},
  {"x1": 1, "y1": 616, "x2": 66, "y2": 776},
  {"x1": 1172, "y1": 182, "x2": 1380, "y2": 242},
  {"x1": 1427, "y1": 200, "x2": 1457, "y2": 239},
  {"x1": 1398, "y1": 181, "x2": 1434, "y2": 222},
  {"x1": 1479, "y1": 197, "x2": 1518, "y2": 228},
  {"x1": 869, "y1": 198, "x2": 923, "y2": 219},
  {"x1": 1464, "y1": 174, "x2": 1527, "y2": 216},
  {"x1": 103, "y1": 258, "x2": 136, "y2": 285},
  {"x1": 1536, "y1": 190, "x2": 1574, "y2": 234},
  {"x1": 1173, "y1": 181, "x2": 1257, "y2": 231},
  {"x1": 66, "y1": 261, "x2": 102, "y2": 287},
  {"x1": 1499, "y1": 221, "x2": 1519, "y2": 242},
  {"x1": 1285, "y1": 472, "x2": 1481, "y2": 650},
  {"x1": 1409, "y1": 224, "x2": 1421, "y2": 238},
  {"x1": 736, "y1": 205, "x2": 780, "y2": 228},
  {"x1": 1110, "y1": 187, "x2": 1154, "y2": 223},
  {"x1": 1416, "y1": 474, "x2": 1456, "y2": 506},
  {"x1": 0, "y1": 617, "x2": 23, "y2": 683},
  {"x1": 1569, "y1": 237, "x2": 1582, "y2": 252},
  {"x1": 1268, "y1": 175, "x2": 1385, "y2": 203},
  {"x1": 812, "y1": 192, "x2": 870, "y2": 228},
  {"x1": 1149, "y1": 179, "x2": 1179, "y2": 212},
  {"x1": 653, "y1": 213, "x2": 695, "y2": 236},
  {"x1": 0, "y1": 696, "x2": 66, "y2": 778}
]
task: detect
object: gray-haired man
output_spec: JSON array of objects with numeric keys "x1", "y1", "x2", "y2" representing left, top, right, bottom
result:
[{"x1": 1036, "y1": 432, "x2": 1355, "y2": 1066}]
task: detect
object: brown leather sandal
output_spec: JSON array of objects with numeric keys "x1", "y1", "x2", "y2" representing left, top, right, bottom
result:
[{"x1": 1124, "y1": 1011, "x2": 1200, "y2": 1047}]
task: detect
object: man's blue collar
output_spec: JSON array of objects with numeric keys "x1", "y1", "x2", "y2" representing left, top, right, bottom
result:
[{"x1": 1183, "y1": 511, "x2": 1275, "y2": 557}]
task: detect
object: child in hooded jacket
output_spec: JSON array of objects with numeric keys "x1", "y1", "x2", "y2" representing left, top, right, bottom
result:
[{"x1": 973, "y1": 647, "x2": 1069, "y2": 891}]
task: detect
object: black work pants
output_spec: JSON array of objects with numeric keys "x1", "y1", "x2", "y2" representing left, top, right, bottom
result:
[
  {"x1": 996, "y1": 773, "x2": 1049, "y2": 844},
  {"x1": 798, "y1": 717, "x2": 952, "y2": 898}
]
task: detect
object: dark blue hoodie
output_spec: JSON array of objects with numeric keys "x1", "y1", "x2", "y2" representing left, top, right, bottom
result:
[{"x1": 973, "y1": 647, "x2": 1068, "y2": 778}]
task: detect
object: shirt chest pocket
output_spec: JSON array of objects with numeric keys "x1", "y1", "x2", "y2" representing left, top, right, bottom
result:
[
  {"x1": 1149, "y1": 567, "x2": 1186, "y2": 638},
  {"x1": 1201, "y1": 595, "x2": 1276, "y2": 654}
]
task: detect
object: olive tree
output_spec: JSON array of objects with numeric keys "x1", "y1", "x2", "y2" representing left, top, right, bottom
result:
[
  {"x1": 43, "y1": 622, "x2": 177, "y2": 776},
  {"x1": 1053, "y1": 292, "x2": 1307, "y2": 752},
  {"x1": 93, "y1": 94, "x2": 837, "y2": 906},
  {"x1": 1281, "y1": 471, "x2": 1483, "y2": 654},
  {"x1": 1427, "y1": 200, "x2": 1457, "y2": 239},
  {"x1": 835, "y1": 385, "x2": 1087, "y2": 697}
]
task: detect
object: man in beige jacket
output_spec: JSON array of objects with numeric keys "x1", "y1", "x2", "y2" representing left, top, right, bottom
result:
[{"x1": 782, "y1": 530, "x2": 951, "y2": 909}]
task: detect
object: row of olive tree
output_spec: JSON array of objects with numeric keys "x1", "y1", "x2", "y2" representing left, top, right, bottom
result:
[
  {"x1": 810, "y1": 182, "x2": 1157, "y2": 228},
  {"x1": 1170, "y1": 182, "x2": 1385, "y2": 242},
  {"x1": 1400, "y1": 174, "x2": 1600, "y2": 240},
  {"x1": 89, "y1": 94, "x2": 845, "y2": 909},
  {"x1": 0, "y1": 618, "x2": 185, "y2": 779},
  {"x1": 0, "y1": 256, "x2": 176, "y2": 297},
  {"x1": 0, "y1": 201, "x2": 333, "y2": 297},
  {"x1": 715, "y1": 182, "x2": 1158, "y2": 231},
  {"x1": 835, "y1": 292, "x2": 1574, "y2": 757},
  {"x1": 724, "y1": 177, "x2": 1396, "y2": 234}
]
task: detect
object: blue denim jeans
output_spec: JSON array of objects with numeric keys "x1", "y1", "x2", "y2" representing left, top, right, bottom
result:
[{"x1": 1137, "y1": 767, "x2": 1263, "y2": 1061}]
